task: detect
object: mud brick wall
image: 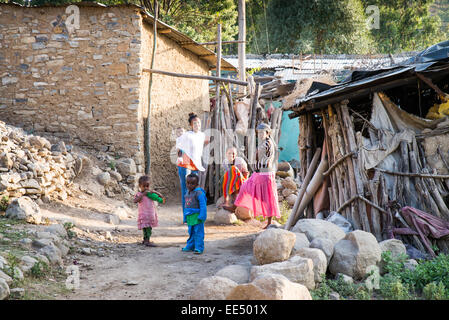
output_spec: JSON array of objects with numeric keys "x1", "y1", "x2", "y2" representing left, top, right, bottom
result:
[{"x1": 0, "y1": 4, "x2": 210, "y2": 192}]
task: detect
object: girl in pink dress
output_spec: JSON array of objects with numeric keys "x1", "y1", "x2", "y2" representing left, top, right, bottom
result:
[
  {"x1": 234, "y1": 123, "x2": 281, "y2": 229},
  {"x1": 134, "y1": 175, "x2": 165, "y2": 247}
]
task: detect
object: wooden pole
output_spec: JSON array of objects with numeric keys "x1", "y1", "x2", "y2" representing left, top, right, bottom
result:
[
  {"x1": 142, "y1": 68, "x2": 248, "y2": 86},
  {"x1": 214, "y1": 24, "x2": 222, "y2": 203},
  {"x1": 238, "y1": 0, "x2": 246, "y2": 95},
  {"x1": 285, "y1": 148, "x2": 321, "y2": 230},
  {"x1": 144, "y1": 0, "x2": 158, "y2": 175}
]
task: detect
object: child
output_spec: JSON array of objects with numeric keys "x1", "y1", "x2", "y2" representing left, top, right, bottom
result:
[
  {"x1": 134, "y1": 175, "x2": 165, "y2": 247},
  {"x1": 182, "y1": 173, "x2": 207, "y2": 254}
]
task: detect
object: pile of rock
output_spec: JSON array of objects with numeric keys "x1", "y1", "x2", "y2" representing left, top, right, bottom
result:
[
  {"x1": 194, "y1": 219, "x2": 419, "y2": 300},
  {"x1": 0, "y1": 120, "x2": 82, "y2": 202},
  {"x1": 0, "y1": 221, "x2": 71, "y2": 300},
  {"x1": 277, "y1": 176, "x2": 300, "y2": 207}
]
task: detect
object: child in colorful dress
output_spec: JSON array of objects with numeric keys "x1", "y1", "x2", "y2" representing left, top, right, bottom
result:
[
  {"x1": 134, "y1": 175, "x2": 165, "y2": 247},
  {"x1": 182, "y1": 173, "x2": 207, "y2": 254}
]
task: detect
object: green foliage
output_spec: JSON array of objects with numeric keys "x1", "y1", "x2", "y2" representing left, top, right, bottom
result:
[
  {"x1": 404, "y1": 254, "x2": 449, "y2": 292},
  {"x1": 360, "y1": 0, "x2": 447, "y2": 53},
  {"x1": 30, "y1": 260, "x2": 50, "y2": 279},
  {"x1": 248, "y1": 0, "x2": 375, "y2": 54},
  {"x1": 273, "y1": 200, "x2": 291, "y2": 225},
  {"x1": 381, "y1": 250, "x2": 409, "y2": 277},
  {"x1": 354, "y1": 286, "x2": 372, "y2": 300},
  {"x1": 311, "y1": 274, "x2": 360, "y2": 300},
  {"x1": 63, "y1": 222, "x2": 76, "y2": 239},
  {"x1": 422, "y1": 281, "x2": 448, "y2": 300},
  {"x1": 108, "y1": 160, "x2": 116, "y2": 171},
  {"x1": 0, "y1": 195, "x2": 9, "y2": 212},
  {"x1": 379, "y1": 274, "x2": 414, "y2": 300}
]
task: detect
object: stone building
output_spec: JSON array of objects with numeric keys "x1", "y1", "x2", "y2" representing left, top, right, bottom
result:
[{"x1": 0, "y1": 2, "x2": 236, "y2": 192}]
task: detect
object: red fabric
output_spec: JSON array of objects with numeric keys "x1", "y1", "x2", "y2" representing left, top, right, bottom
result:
[{"x1": 394, "y1": 206, "x2": 449, "y2": 257}]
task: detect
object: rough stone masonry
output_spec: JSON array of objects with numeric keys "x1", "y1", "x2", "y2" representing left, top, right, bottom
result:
[{"x1": 0, "y1": 3, "x2": 210, "y2": 192}]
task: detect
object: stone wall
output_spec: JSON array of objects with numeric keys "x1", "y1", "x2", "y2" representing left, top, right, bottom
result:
[{"x1": 0, "y1": 4, "x2": 211, "y2": 193}]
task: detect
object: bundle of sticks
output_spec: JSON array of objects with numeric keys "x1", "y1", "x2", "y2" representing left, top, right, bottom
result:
[
  {"x1": 285, "y1": 98, "x2": 449, "y2": 255},
  {"x1": 201, "y1": 75, "x2": 285, "y2": 202}
]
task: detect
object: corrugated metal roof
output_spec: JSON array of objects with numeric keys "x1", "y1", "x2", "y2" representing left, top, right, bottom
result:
[
  {"x1": 225, "y1": 54, "x2": 415, "y2": 73},
  {"x1": 1, "y1": 2, "x2": 237, "y2": 71}
]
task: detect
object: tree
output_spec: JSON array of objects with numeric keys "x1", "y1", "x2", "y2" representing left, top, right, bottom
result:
[
  {"x1": 247, "y1": 0, "x2": 375, "y2": 54},
  {"x1": 361, "y1": 0, "x2": 447, "y2": 53}
]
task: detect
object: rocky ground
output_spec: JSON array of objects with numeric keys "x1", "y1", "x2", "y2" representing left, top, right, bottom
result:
[{"x1": 0, "y1": 187, "x2": 268, "y2": 300}]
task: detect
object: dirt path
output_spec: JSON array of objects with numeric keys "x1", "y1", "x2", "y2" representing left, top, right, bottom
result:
[{"x1": 38, "y1": 194, "x2": 264, "y2": 300}]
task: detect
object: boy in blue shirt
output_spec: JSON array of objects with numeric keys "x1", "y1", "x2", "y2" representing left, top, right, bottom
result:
[{"x1": 182, "y1": 173, "x2": 207, "y2": 254}]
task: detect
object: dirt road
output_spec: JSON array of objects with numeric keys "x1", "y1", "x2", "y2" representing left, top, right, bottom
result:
[{"x1": 39, "y1": 195, "x2": 264, "y2": 300}]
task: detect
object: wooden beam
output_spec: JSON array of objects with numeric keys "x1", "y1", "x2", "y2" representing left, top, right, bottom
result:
[
  {"x1": 158, "y1": 29, "x2": 171, "y2": 34},
  {"x1": 416, "y1": 73, "x2": 448, "y2": 100},
  {"x1": 142, "y1": 68, "x2": 248, "y2": 86}
]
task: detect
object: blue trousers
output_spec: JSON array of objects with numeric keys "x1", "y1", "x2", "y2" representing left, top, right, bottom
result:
[
  {"x1": 177, "y1": 166, "x2": 198, "y2": 212},
  {"x1": 184, "y1": 223, "x2": 204, "y2": 252}
]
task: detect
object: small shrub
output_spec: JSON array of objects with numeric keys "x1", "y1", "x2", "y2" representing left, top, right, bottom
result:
[
  {"x1": 354, "y1": 286, "x2": 372, "y2": 300},
  {"x1": 379, "y1": 275, "x2": 413, "y2": 300},
  {"x1": 108, "y1": 161, "x2": 116, "y2": 170},
  {"x1": 422, "y1": 281, "x2": 448, "y2": 300},
  {"x1": 30, "y1": 261, "x2": 50, "y2": 279},
  {"x1": 63, "y1": 222, "x2": 76, "y2": 239},
  {"x1": 381, "y1": 250, "x2": 408, "y2": 277},
  {"x1": 0, "y1": 195, "x2": 9, "y2": 212},
  {"x1": 273, "y1": 200, "x2": 291, "y2": 225},
  {"x1": 311, "y1": 275, "x2": 332, "y2": 300},
  {"x1": 406, "y1": 254, "x2": 449, "y2": 292},
  {"x1": 329, "y1": 276, "x2": 358, "y2": 298}
]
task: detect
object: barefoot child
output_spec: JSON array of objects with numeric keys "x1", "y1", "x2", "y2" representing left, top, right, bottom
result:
[
  {"x1": 182, "y1": 173, "x2": 207, "y2": 254},
  {"x1": 134, "y1": 175, "x2": 165, "y2": 247}
]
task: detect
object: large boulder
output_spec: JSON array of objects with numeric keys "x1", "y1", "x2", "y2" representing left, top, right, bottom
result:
[
  {"x1": 295, "y1": 248, "x2": 327, "y2": 283},
  {"x1": 215, "y1": 265, "x2": 250, "y2": 284},
  {"x1": 325, "y1": 212, "x2": 354, "y2": 233},
  {"x1": 310, "y1": 237, "x2": 335, "y2": 265},
  {"x1": 234, "y1": 206, "x2": 253, "y2": 220},
  {"x1": 329, "y1": 230, "x2": 382, "y2": 280},
  {"x1": 45, "y1": 224, "x2": 68, "y2": 238},
  {"x1": 379, "y1": 239, "x2": 407, "y2": 258},
  {"x1": 253, "y1": 229, "x2": 296, "y2": 265},
  {"x1": 5, "y1": 196, "x2": 42, "y2": 224},
  {"x1": 116, "y1": 158, "x2": 137, "y2": 176},
  {"x1": 214, "y1": 209, "x2": 238, "y2": 225},
  {"x1": 0, "y1": 278, "x2": 9, "y2": 300},
  {"x1": 228, "y1": 274, "x2": 311, "y2": 300},
  {"x1": 225, "y1": 283, "x2": 269, "y2": 300},
  {"x1": 250, "y1": 255, "x2": 315, "y2": 290},
  {"x1": 252, "y1": 274, "x2": 311, "y2": 300},
  {"x1": 19, "y1": 256, "x2": 38, "y2": 274},
  {"x1": 378, "y1": 239, "x2": 407, "y2": 274},
  {"x1": 292, "y1": 219, "x2": 345, "y2": 246},
  {"x1": 191, "y1": 276, "x2": 237, "y2": 300},
  {"x1": 0, "y1": 270, "x2": 12, "y2": 286},
  {"x1": 291, "y1": 232, "x2": 310, "y2": 255},
  {"x1": 39, "y1": 243, "x2": 63, "y2": 265}
]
